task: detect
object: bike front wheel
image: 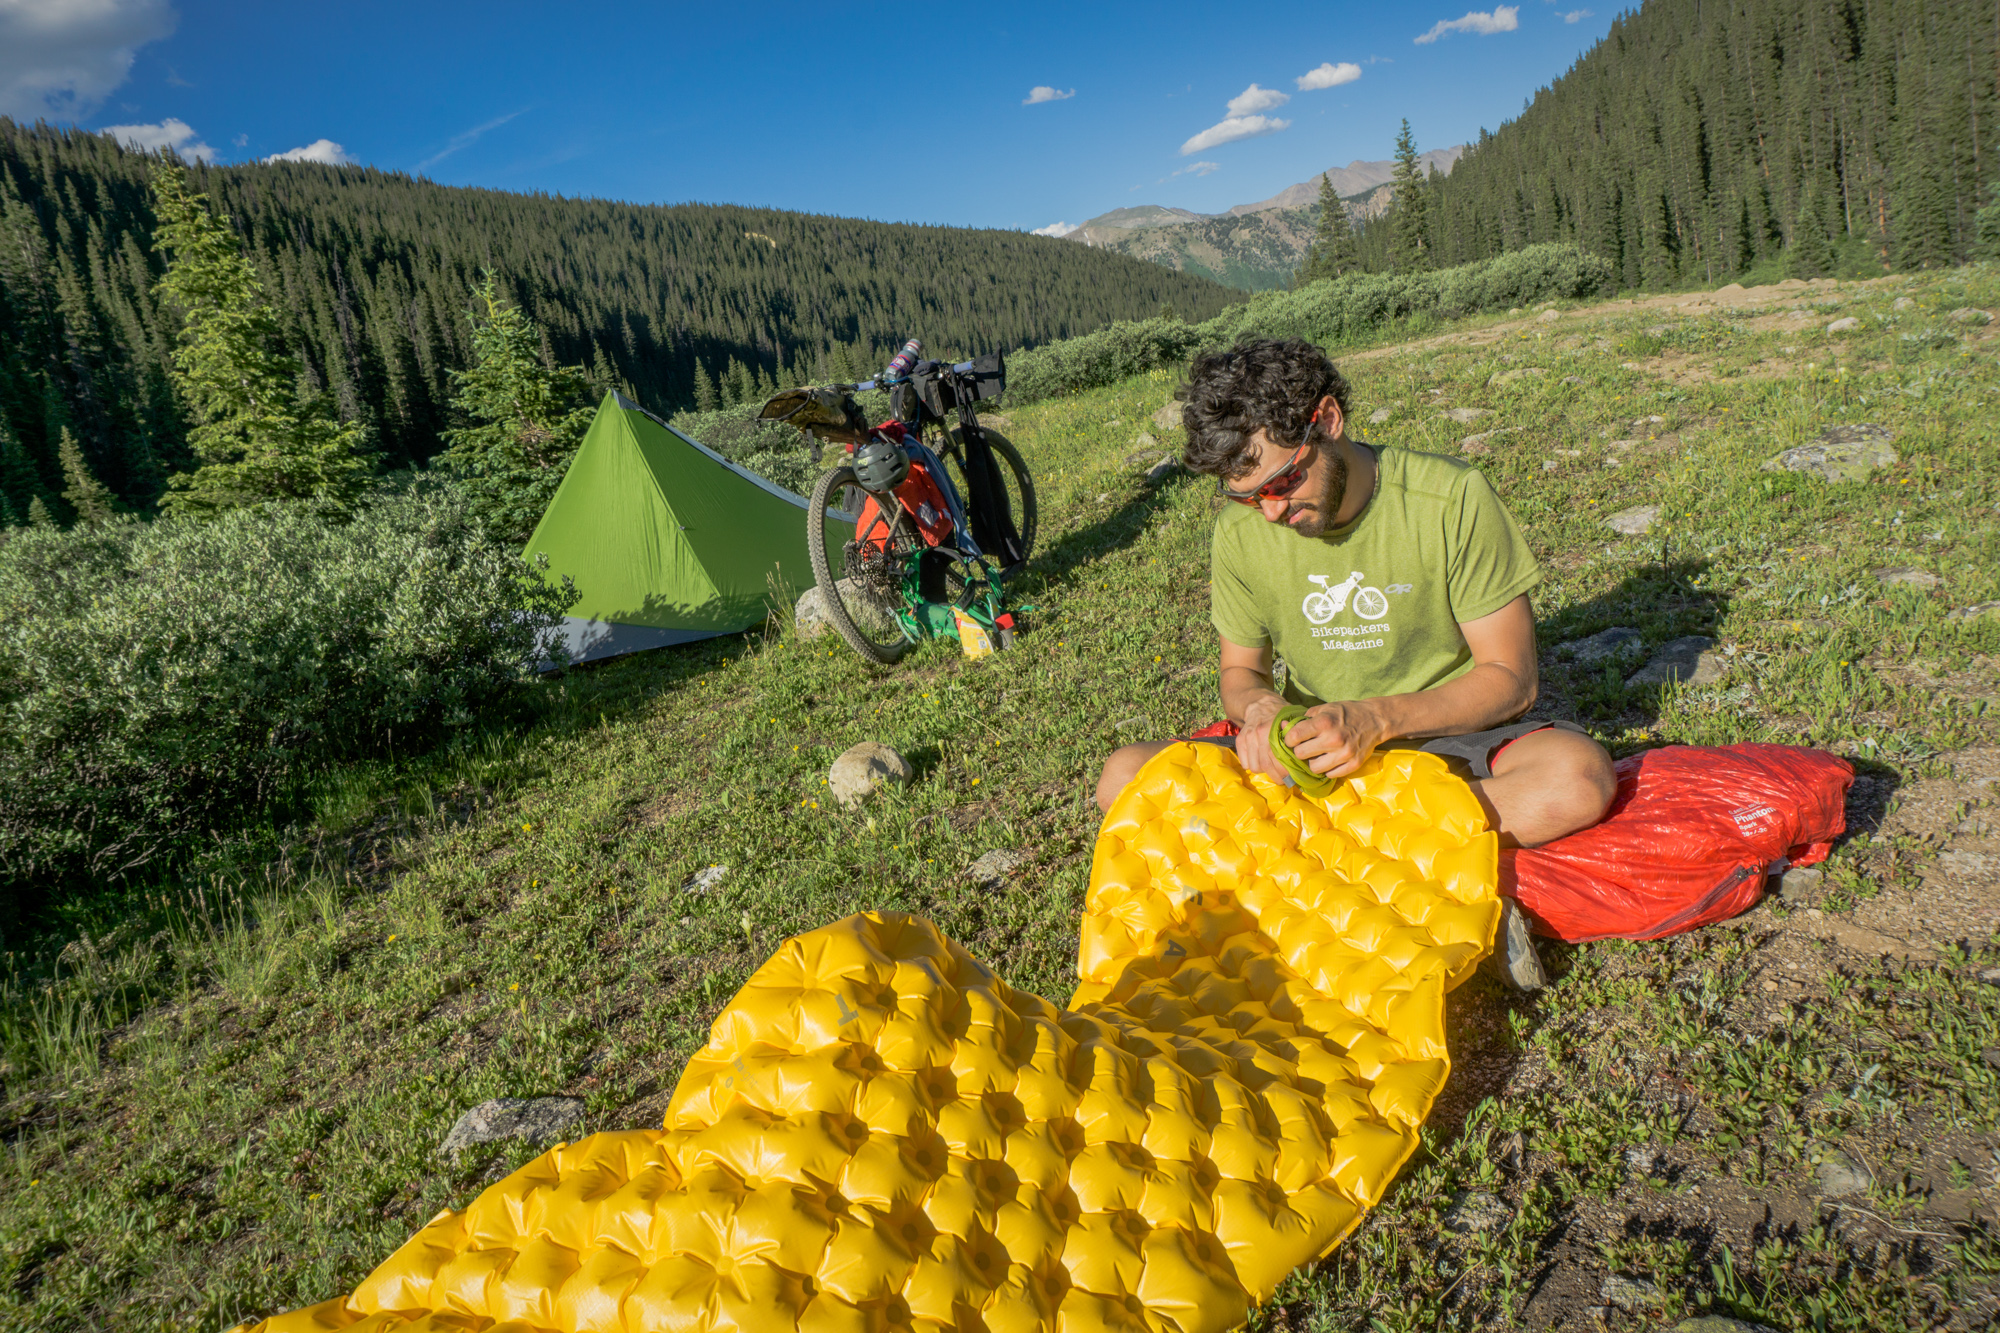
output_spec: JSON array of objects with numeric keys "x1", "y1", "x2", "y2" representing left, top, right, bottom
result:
[
  {"x1": 807, "y1": 465, "x2": 916, "y2": 665},
  {"x1": 945, "y1": 424, "x2": 1038, "y2": 575}
]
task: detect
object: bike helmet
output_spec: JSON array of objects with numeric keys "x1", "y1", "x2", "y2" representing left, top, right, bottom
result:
[{"x1": 851, "y1": 435, "x2": 911, "y2": 493}]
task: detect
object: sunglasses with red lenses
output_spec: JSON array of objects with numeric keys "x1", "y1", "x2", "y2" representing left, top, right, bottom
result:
[{"x1": 1219, "y1": 409, "x2": 1320, "y2": 506}]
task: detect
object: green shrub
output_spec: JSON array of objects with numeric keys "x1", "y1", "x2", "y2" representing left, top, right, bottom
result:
[
  {"x1": 0, "y1": 484, "x2": 573, "y2": 897},
  {"x1": 667, "y1": 404, "x2": 819, "y2": 495},
  {"x1": 1007, "y1": 244, "x2": 1616, "y2": 403}
]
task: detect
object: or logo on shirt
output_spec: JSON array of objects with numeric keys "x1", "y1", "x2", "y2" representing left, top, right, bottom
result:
[{"x1": 1301, "y1": 571, "x2": 1390, "y2": 624}]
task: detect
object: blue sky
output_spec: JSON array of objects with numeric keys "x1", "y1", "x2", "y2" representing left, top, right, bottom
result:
[{"x1": 2, "y1": 1, "x2": 1616, "y2": 230}]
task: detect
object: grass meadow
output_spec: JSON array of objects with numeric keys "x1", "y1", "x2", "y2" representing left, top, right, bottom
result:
[{"x1": 4, "y1": 269, "x2": 2000, "y2": 1331}]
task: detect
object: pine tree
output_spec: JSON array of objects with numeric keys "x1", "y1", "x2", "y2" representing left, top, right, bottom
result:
[
  {"x1": 693, "y1": 358, "x2": 719, "y2": 411},
  {"x1": 0, "y1": 415, "x2": 41, "y2": 527},
  {"x1": 57, "y1": 428, "x2": 113, "y2": 524},
  {"x1": 1975, "y1": 182, "x2": 2000, "y2": 259},
  {"x1": 149, "y1": 164, "x2": 370, "y2": 516},
  {"x1": 1390, "y1": 120, "x2": 1431, "y2": 273},
  {"x1": 27, "y1": 495, "x2": 54, "y2": 527},
  {"x1": 1786, "y1": 187, "x2": 1836, "y2": 278},
  {"x1": 439, "y1": 272, "x2": 597, "y2": 543},
  {"x1": 1893, "y1": 163, "x2": 1956, "y2": 270},
  {"x1": 1295, "y1": 176, "x2": 1361, "y2": 285}
]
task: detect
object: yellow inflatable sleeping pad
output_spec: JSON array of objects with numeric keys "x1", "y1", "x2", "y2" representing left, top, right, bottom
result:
[{"x1": 236, "y1": 742, "x2": 1497, "y2": 1333}]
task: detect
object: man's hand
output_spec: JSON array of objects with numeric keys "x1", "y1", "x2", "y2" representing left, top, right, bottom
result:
[
  {"x1": 1232, "y1": 691, "x2": 1290, "y2": 783},
  {"x1": 1284, "y1": 700, "x2": 1392, "y2": 780}
]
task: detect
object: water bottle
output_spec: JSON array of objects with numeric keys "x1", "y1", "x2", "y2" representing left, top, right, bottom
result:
[{"x1": 883, "y1": 338, "x2": 922, "y2": 382}]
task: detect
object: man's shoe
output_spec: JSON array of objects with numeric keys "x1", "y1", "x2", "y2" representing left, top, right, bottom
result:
[{"x1": 1499, "y1": 898, "x2": 1546, "y2": 992}]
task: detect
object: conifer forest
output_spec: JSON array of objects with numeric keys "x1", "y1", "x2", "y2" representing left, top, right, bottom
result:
[
  {"x1": 0, "y1": 121, "x2": 1240, "y2": 522},
  {"x1": 1354, "y1": 0, "x2": 2000, "y2": 283}
]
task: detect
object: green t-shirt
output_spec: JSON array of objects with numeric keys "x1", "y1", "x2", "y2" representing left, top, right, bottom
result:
[{"x1": 1209, "y1": 445, "x2": 1541, "y2": 709}]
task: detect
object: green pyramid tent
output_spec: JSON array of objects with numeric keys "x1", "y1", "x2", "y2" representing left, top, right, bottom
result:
[{"x1": 525, "y1": 391, "x2": 849, "y2": 663}]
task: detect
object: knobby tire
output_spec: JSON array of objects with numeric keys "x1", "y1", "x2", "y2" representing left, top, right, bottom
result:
[{"x1": 807, "y1": 465, "x2": 913, "y2": 666}]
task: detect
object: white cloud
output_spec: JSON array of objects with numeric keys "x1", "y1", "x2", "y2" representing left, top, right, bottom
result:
[
  {"x1": 1178, "y1": 160, "x2": 1220, "y2": 177},
  {"x1": 415, "y1": 109, "x2": 525, "y2": 171},
  {"x1": 1296, "y1": 62, "x2": 1362, "y2": 91},
  {"x1": 1225, "y1": 83, "x2": 1289, "y2": 117},
  {"x1": 1030, "y1": 220, "x2": 1079, "y2": 237},
  {"x1": 1560, "y1": 8, "x2": 1592, "y2": 20},
  {"x1": 1414, "y1": 6, "x2": 1520, "y2": 44},
  {"x1": 99, "y1": 115, "x2": 213, "y2": 161},
  {"x1": 1180, "y1": 114, "x2": 1290, "y2": 155},
  {"x1": 0, "y1": 0, "x2": 178, "y2": 119},
  {"x1": 265, "y1": 139, "x2": 356, "y2": 166},
  {"x1": 1023, "y1": 86, "x2": 1074, "y2": 105}
]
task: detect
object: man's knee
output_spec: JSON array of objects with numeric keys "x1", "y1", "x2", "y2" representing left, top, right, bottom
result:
[
  {"x1": 1095, "y1": 742, "x2": 1168, "y2": 814},
  {"x1": 1548, "y1": 734, "x2": 1618, "y2": 832}
]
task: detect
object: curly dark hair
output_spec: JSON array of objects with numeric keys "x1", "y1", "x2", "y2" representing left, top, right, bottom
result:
[{"x1": 1177, "y1": 338, "x2": 1353, "y2": 480}]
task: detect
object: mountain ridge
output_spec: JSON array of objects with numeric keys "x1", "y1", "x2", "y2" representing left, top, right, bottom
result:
[{"x1": 1059, "y1": 146, "x2": 1465, "y2": 291}]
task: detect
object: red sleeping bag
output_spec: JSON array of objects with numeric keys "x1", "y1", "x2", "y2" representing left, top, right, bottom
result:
[{"x1": 1504, "y1": 743, "x2": 1853, "y2": 942}]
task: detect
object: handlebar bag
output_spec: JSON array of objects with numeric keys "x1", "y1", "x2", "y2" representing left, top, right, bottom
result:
[{"x1": 959, "y1": 351, "x2": 1006, "y2": 402}]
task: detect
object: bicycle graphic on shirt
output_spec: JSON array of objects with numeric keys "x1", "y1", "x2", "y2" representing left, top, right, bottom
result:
[{"x1": 1302, "y1": 571, "x2": 1390, "y2": 624}]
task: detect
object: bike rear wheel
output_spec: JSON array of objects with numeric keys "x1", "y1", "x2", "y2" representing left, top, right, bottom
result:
[
  {"x1": 807, "y1": 465, "x2": 917, "y2": 665},
  {"x1": 945, "y1": 425, "x2": 1037, "y2": 575}
]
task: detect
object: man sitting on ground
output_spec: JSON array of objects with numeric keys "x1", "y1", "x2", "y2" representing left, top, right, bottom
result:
[{"x1": 1094, "y1": 338, "x2": 1617, "y2": 987}]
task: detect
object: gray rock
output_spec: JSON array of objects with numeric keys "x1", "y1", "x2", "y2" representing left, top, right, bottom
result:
[
  {"x1": 1950, "y1": 306, "x2": 1992, "y2": 325},
  {"x1": 1492, "y1": 367, "x2": 1547, "y2": 386},
  {"x1": 1763, "y1": 423, "x2": 1897, "y2": 484},
  {"x1": 1948, "y1": 600, "x2": 2000, "y2": 622},
  {"x1": 1892, "y1": 296, "x2": 1916, "y2": 311},
  {"x1": 1149, "y1": 401, "x2": 1185, "y2": 432},
  {"x1": 1568, "y1": 626, "x2": 1644, "y2": 665},
  {"x1": 440, "y1": 1097, "x2": 585, "y2": 1155},
  {"x1": 1144, "y1": 455, "x2": 1180, "y2": 483},
  {"x1": 1507, "y1": 307, "x2": 1523, "y2": 316},
  {"x1": 798, "y1": 579, "x2": 899, "y2": 640},
  {"x1": 1460, "y1": 428, "x2": 1515, "y2": 455},
  {"x1": 1132, "y1": 431, "x2": 1158, "y2": 451},
  {"x1": 1600, "y1": 1275, "x2": 1662, "y2": 1311},
  {"x1": 966, "y1": 848, "x2": 1027, "y2": 887},
  {"x1": 1627, "y1": 636, "x2": 1722, "y2": 688},
  {"x1": 682, "y1": 864, "x2": 730, "y2": 894},
  {"x1": 1368, "y1": 406, "x2": 1395, "y2": 424},
  {"x1": 1442, "y1": 1189, "x2": 1513, "y2": 1234},
  {"x1": 1542, "y1": 459, "x2": 1561, "y2": 471},
  {"x1": 1442, "y1": 406, "x2": 1491, "y2": 424},
  {"x1": 1561, "y1": 375, "x2": 1586, "y2": 385},
  {"x1": 1977, "y1": 965, "x2": 2000, "y2": 984},
  {"x1": 1607, "y1": 503, "x2": 1662, "y2": 536},
  {"x1": 1773, "y1": 866, "x2": 1822, "y2": 903},
  {"x1": 828, "y1": 742, "x2": 913, "y2": 807},
  {"x1": 1537, "y1": 308, "x2": 1562, "y2": 323},
  {"x1": 1875, "y1": 566, "x2": 1939, "y2": 589},
  {"x1": 1675, "y1": 1318, "x2": 1782, "y2": 1333},
  {"x1": 1826, "y1": 316, "x2": 1861, "y2": 333},
  {"x1": 1624, "y1": 1145, "x2": 1662, "y2": 1177},
  {"x1": 1814, "y1": 1147, "x2": 1872, "y2": 1197}
]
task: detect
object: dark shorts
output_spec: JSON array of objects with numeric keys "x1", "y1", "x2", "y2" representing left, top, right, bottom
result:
[{"x1": 1184, "y1": 718, "x2": 1587, "y2": 781}]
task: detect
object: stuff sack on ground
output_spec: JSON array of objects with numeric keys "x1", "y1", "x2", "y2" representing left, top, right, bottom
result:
[
  {"x1": 232, "y1": 743, "x2": 1500, "y2": 1333},
  {"x1": 1505, "y1": 743, "x2": 1853, "y2": 942}
]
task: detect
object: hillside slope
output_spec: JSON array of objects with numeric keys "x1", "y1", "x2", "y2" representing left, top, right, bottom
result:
[
  {"x1": 0, "y1": 120, "x2": 1242, "y2": 518},
  {"x1": 2, "y1": 265, "x2": 1996, "y2": 1331},
  {"x1": 1363, "y1": 0, "x2": 1998, "y2": 281}
]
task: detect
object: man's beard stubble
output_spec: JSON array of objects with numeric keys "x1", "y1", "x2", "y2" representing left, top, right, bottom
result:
[{"x1": 1286, "y1": 441, "x2": 1348, "y2": 539}]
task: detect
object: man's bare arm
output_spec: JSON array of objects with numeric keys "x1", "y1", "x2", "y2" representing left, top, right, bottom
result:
[
  {"x1": 1286, "y1": 594, "x2": 1540, "y2": 778},
  {"x1": 1218, "y1": 635, "x2": 1292, "y2": 781}
]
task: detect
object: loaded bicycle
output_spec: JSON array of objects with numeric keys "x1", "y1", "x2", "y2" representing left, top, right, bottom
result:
[{"x1": 760, "y1": 341, "x2": 1036, "y2": 665}]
